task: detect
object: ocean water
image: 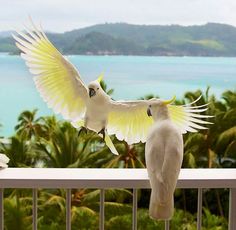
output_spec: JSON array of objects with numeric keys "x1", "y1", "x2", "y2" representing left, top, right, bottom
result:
[{"x1": 0, "y1": 54, "x2": 235, "y2": 137}]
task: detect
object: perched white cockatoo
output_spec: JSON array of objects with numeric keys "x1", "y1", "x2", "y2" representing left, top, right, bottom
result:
[
  {"x1": 13, "y1": 19, "x2": 212, "y2": 155},
  {"x1": 145, "y1": 97, "x2": 211, "y2": 220},
  {"x1": 0, "y1": 153, "x2": 10, "y2": 168}
]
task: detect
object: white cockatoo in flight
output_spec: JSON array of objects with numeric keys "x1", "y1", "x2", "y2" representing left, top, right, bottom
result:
[
  {"x1": 145, "y1": 98, "x2": 212, "y2": 220},
  {"x1": 12, "y1": 19, "x2": 212, "y2": 155}
]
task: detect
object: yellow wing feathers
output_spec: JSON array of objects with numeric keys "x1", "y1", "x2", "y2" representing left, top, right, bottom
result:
[
  {"x1": 107, "y1": 101, "x2": 153, "y2": 144},
  {"x1": 13, "y1": 21, "x2": 88, "y2": 121},
  {"x1": 168, "y1": 96, "x2": 212, "y2": 133},
  {"x1": 108, "y1": 97, "x2": 212, "y2": 144}
]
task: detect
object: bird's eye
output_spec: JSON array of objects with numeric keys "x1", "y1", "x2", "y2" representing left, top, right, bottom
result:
[{"x1": 97, "y1": 88, "x2": 99, "y2": 90}]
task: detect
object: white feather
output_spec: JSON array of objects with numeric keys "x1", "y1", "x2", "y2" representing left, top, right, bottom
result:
[{"x1": 0, "y1": 154, "x2": 10, "y2": 168}]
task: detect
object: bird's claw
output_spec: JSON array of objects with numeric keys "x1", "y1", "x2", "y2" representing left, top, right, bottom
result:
[
  {"x1": 78, "y1": 126, "x2": 88, "y2": 136},
  {"x1": 98, "y1": 128, "x2": 105, "y2": 140}
]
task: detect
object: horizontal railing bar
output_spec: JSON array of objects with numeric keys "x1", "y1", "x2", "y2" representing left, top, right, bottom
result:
[{"x1": 0, "y1": 168, "x2": 236, "y2": 189}]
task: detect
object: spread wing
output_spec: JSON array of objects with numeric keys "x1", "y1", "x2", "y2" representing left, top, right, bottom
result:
[
  {"x1": 168, "y1": 96, "x2": 213, "y2": 134},
  {"x1": 107, "y1": 100, "x2": 153, "y2": 144},
  {"x1": 12, "y1": 20, "x2": 88, "y2": 121},
  {"x1": 107, "y1": 96, "x2": 212, "y2": 145}
]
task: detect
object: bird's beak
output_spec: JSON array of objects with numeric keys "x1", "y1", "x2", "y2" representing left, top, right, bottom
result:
[
  {"x1": 147, "y1": 107, "x2": 152, "y2": 117},
  {"x1": 89, "y1": 88, "x2": 96, "y2": 97}
]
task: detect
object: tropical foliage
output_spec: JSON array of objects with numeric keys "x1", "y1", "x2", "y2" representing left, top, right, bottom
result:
[{"x1": 0, "y1": 89, "x2": 235, "y2": 229}]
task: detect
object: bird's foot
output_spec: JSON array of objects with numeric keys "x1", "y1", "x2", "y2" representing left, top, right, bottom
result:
[
  {"x1": 78, "y1": 126, "x2": 88, "y2": 136},
  {"x1": 98, "y1": 128, "x2": 106, "y2": 140}
]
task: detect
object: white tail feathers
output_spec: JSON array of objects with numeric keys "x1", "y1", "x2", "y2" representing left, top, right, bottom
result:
[
  {"x1": 149, "y1": 192, "x2": 174, "y2": 220},
  {"x1": 148, "y1": 175, "x2": 174, "y2": 220}
]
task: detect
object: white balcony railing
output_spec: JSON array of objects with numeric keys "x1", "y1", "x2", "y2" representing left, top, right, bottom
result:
[{"x1": 0, "y1": 168, "x2": 236, "y2": 230}]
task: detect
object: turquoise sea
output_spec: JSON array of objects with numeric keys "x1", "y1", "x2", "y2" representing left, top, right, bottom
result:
[{"x1": 0, "y1": 54, "x2": 236, "y2": 137}]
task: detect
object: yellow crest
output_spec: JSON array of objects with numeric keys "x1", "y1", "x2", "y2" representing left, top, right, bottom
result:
[
  {"x1": 97, "y1": 73, "x2": 104, "y2": 83},
  {"x1": 163, "y1": 95, "x2": 176, "y2": 105}
]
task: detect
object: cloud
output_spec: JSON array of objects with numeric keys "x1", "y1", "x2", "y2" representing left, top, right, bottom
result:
[{"x1": 0, "y1": 0, "x2": 236, "y2": 32}]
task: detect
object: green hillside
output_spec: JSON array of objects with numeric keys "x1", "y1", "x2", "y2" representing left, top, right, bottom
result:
[{"x1": 2, "y1": 22, "x2": 236, "y2": 56}]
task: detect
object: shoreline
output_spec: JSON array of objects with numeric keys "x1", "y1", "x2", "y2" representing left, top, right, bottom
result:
[{"x1": 2, "y1": 52, "x2": 236, "y2": 58}]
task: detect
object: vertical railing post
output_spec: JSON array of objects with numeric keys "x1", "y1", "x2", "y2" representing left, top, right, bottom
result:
[
  {"x1": 229, "y1": 188, "x2": 236, "y2": 230},
  {"x1": 32, "y1": 189, "x2": 37, "y2": 230},
  {"x1": 66, "y1": 189, "x2": 71, "y2": 230},
  {"x1": 100, "y1": 189, "x2": 105, "y2": 230},
  {"x1": 132, "y1": 189, "x2": 137, "y2": 230},
  {"x1": 0, "y1": 189, "x2": 3, "y2": 230},
  {"x1": 197, "y1": 188, "x2": 203, "y2": 230},
  {"x1": 165, "y1": 220, "x2": 170, "y2": 230}
]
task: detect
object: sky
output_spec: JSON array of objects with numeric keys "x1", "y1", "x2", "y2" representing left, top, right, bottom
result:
[{"x1": 1, "y1": 0, "x2": 236, "y2": 32}]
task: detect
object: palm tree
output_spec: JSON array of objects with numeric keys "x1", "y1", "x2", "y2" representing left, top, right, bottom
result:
[
  {"x1": 222, "y1": 90, "x2": 236, "y2": 108},
  {"x1": 214, "y1": 90, "x2": 236, "y2": 168},
  {"x1": 4, "y1": 194, "x2": 32, "y2": 230},
  {"x1": 15, "y1": 110, "x2": 47, "y2": 140},
  {"x1": 0, "y1": 135, "x2": 38, "y2": 167},
  {"x1": 35, "y1": 120, "x2": 107, "y2": 168},
  {"x1": 100, "y1": 137, "x2": 145, "y2": 168},
  {"x1": 216, "y1": 127, "x2": 236, "y2": 167}
]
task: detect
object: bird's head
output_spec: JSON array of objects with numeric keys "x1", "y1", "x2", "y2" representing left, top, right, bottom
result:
[
  {"x1": 147, "y1": 96, "x2": 176, "y2": 121},
  {"x1": 88, "y1": 73, "x2": 105, "y2": 98},
  {"x1": 88, "y1": 81, "x2": 102, "y2": 98}
]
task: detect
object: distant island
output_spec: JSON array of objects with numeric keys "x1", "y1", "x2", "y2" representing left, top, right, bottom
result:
[{"x1": 1, "y1": 22, "x2": 236, "y2": 56}]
